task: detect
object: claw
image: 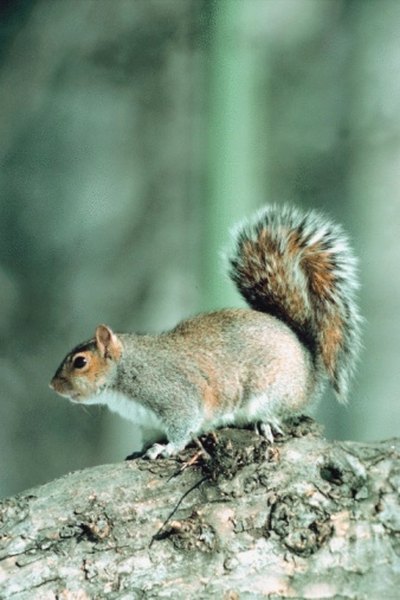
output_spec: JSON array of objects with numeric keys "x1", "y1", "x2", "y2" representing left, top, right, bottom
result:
[{"x1": 257, "y1": 421, "x2": 284, "y2": 444}]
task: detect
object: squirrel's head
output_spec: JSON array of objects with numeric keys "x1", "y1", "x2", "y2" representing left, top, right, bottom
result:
[{"x1": 50, "y1": 325, "x2": 123, "y2": 402}]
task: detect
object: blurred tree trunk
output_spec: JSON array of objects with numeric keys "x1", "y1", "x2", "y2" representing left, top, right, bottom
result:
[
  {"x1": 1, "y1": 423, "x2": 399, "y2": 599},
  {"x1": 203, "y1": 0, "x2": 264, "y2": 311}
]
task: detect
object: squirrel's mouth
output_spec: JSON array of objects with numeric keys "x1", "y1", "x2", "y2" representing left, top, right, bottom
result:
[
  {"x1": 49, "y1": 378, "x2": 79, "y2": 401},
  {"x1": 63, "y1": 389, "x2": 82, "y2": 402}
]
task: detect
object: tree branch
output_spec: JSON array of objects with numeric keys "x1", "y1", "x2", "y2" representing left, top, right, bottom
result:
[{"x1": 1, "y1": 419, "x2": 399, "y2": 599}]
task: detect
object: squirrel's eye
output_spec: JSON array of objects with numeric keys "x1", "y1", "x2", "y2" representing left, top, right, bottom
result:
[{"x1": 73, "y1": 355, "x2": 87, "y2": 369}]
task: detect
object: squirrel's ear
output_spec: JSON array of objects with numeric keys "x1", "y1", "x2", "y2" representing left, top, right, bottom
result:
[{"x1": 95, "y1": 325, "x2": 122, "y2": 360}]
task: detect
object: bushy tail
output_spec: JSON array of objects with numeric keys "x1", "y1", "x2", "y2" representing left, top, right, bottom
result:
[{"x1": 229, "y1": 205, "x2": 361, "y2": 401}]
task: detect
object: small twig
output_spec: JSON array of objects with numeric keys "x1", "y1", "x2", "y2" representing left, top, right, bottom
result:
[
  {"x1": 167, "y1": 437, "x2": 212, "y2": 481},
  {"x1": 149, "y1": 475, "x2": 209, "y2": 547},
  {"x1": 172, "y1": 450, "x2": 204, "y2": 477},
  {"x1": 194, "y1": 437, "x2": 212, "y2": 460}
]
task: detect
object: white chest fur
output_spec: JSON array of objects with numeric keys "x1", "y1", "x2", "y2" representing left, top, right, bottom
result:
[{"x1": 85, "y1": 390, "x2": 166, "y2": 433}]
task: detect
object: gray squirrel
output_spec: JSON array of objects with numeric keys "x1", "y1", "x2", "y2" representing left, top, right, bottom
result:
[{"x1": 50, "y1": 204, "x2": 361, "y2": 458}]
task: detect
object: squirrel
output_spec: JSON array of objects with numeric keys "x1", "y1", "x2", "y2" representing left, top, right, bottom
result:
[{"x1": 50, "y1": 204, "x2": 361, "y2": 459}]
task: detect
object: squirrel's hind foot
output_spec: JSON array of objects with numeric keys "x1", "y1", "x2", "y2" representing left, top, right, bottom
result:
[{"x1": 256, "y1": 420, "x2": 284, "y2": 444}]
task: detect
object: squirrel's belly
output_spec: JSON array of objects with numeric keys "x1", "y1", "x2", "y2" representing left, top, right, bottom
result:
[{"x1": 86, "y1": 390, "x2": 167, "y2": 433}]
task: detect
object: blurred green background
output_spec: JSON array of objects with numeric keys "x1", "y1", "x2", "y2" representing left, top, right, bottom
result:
[{"x1": 1, "y1": 0, "x2": 399, "y2": 499}]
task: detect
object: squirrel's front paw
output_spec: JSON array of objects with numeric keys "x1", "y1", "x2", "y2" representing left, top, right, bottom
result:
[{"x1": 144, "y1": 442, "x2": 180, "y2": 460}]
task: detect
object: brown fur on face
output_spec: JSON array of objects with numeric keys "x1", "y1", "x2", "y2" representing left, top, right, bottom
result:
[{"x1": 50, "y1": 326, "x2": 122, "y2": 401}]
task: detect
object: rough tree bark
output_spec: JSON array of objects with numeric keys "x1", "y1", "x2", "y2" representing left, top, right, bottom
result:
[{"x1": 1, "y1": 420, "x2": 399, "y2": 599}]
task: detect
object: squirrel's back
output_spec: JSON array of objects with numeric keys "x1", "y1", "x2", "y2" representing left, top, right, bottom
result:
[{"x1": 229, "y1": 204, "x2": 361, "y2": 401}]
